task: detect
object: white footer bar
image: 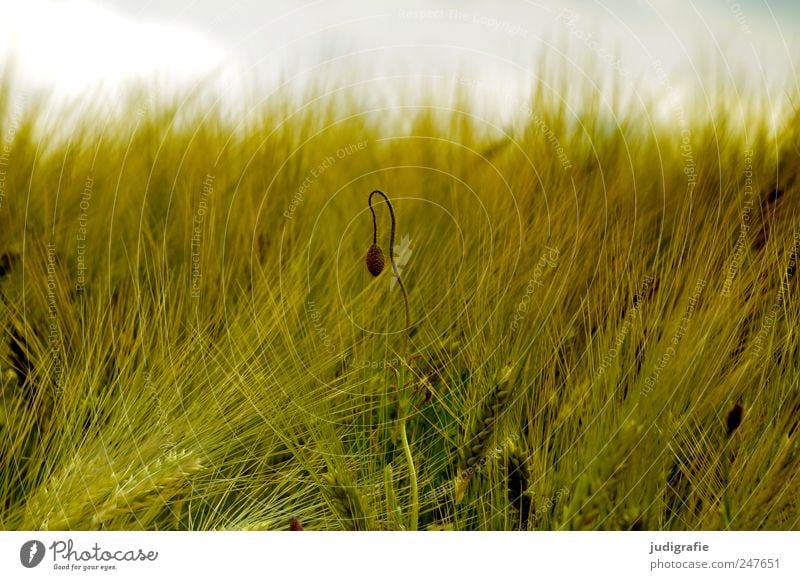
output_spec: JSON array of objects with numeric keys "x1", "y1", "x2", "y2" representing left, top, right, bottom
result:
[{"x1": 1, "y1": 531, "x2": 797, "y2": 579}]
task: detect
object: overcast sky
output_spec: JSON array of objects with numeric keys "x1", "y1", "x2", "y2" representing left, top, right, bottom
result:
[{"x1": 1, "y1": 0, "x2": 798, "y2": 115}]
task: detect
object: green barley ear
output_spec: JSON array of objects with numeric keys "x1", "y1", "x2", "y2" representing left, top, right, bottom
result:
[
  {"x1": 561, "y1": 419, "x2": 644, "y2": 530},
  {"x1": 455, "y1": 365, "x2": 514, "y2": 503},
  {"x1": 322, "y1": 470, "x2": 374, "y2": 531},
  {"x1": 90, "y1": 450, "x2": 203, "y2": 527},
  {"x1": 19, "y1": 449, "x2": 202, "y2": 529}
]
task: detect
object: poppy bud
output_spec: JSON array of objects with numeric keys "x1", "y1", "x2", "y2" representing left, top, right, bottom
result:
[{"x1": 366, "y1": 244, "x2": 385, "y2": 276}]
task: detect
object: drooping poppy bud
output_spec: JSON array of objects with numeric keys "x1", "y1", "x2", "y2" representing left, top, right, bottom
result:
[{"x1": 366, "y1": 243, "x2": 385, "y2": 276}]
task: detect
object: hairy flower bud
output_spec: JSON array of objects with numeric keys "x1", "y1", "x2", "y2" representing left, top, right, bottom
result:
[{"x1": 366, "y1": 244, "x2": 385, "y2": 276}]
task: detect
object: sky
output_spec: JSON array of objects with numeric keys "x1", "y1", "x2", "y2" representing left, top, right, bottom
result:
[{"x1": 0, "y1": 0, "x2": 798, "y2": 115}]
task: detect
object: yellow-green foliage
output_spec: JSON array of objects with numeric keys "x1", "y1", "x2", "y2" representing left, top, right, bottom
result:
[{"x1": 0, "y1": 59, "x2": 799, "y2": 530}]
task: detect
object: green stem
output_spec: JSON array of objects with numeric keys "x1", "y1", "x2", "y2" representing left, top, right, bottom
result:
[
  {"x1": 721, "y1": 447, "x2": 732, "y2": 529},
  {"x1": 369, "y1": 189, "x2": 416, "y2": 529},
  {"x1": 399, "y1": 414, "x2": 419, "y2": 531},
  {"x1": 384, "y1": 464, "x2": 404, "y2": 530}
]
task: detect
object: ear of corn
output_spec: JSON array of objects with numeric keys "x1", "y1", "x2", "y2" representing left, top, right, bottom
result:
[
  {"x1": 455, "y1": 365, "x2": 514, "y2": 503},
  {"x1": 322, "y1": 470, "x2": 375, "y2": 531}
]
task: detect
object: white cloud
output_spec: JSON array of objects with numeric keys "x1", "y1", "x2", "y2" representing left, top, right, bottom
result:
[
  {"x1": 0, "y1": 0, "x2": 796, "y2": 119},
  {"x1": 0, "y1": 0, "x2": 227, "y2": 97}
]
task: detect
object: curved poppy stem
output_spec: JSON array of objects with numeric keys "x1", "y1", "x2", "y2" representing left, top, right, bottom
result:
[
  {"x1": 368, "y1": 189, "x2": 417, "y2": 529},
  {"x1": 368, "y1": 190, "x2": 411, "y2": 356}
]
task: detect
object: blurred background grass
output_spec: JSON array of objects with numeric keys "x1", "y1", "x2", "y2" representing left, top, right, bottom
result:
[{"x1": 0, "y1": 51, "x2": 799, "y2": 530}]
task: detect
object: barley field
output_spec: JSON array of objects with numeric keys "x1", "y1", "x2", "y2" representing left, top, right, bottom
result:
[{"x1": 0, "y1": 56, "x2": 798, "y2": 531}]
